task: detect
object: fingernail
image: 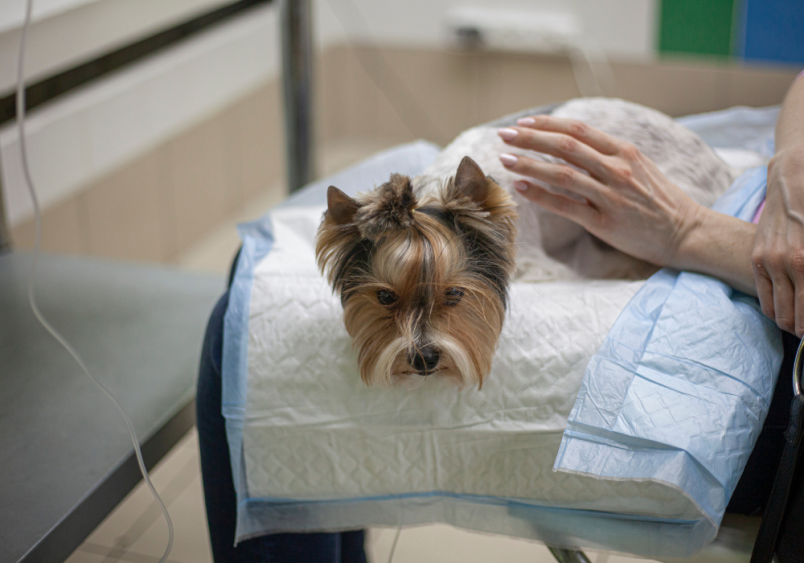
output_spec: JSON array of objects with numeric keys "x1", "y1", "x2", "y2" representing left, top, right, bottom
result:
[
  {"x1": 517, "y1": 117, "x2": 536, "y2": 126},
  {"x1": 497, "y1": 128, "x2": 518, "y2": 141},
  {"x1": 500, "y1": 153, "x2": 518, "y2": 167},
  {"x1": 514, "y1": 180, "x2": 528, "y2": 192}
]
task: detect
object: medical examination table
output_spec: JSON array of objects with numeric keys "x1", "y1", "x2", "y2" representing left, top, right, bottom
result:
[
  {"x1": 244, "y1": 183, "x2": 765, "y2": 563},
  {"x1": 0, "y1": 252, "x2": 223, "y2": 563},
  {"x1": 220, "y1": 104, "x2": 784, "y2": 563}
]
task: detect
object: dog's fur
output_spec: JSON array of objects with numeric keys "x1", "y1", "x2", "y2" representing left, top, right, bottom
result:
[
  {"x1": 316, "y1": 98, "x2": 739, "y2": 388},
  {"x1": 317, "y1": 160, "x2": 516, "y2": 388}
]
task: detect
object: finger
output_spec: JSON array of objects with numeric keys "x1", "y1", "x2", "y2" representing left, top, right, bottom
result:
[
  {"x1": 516, "y1": 115, "x2": 621, "y2": 156},
  {"x1": 791, "y1": 268, "x2": 804, "y2": 337},
  {"x1": 796, "y1": 284, "x2": 804, "y2": 338},
  {"x1": 513, "y1": 180, "x2": 597, "y2": 226},
  {"x1": 753, "y1": 265, "x2": 776, "y2": 319},
  {"x1": 499, "y1": 154, "x2": 606, "y2": 202},
  {"x1": 787, "y1": 252, "x2": 804, "y2": 337},
  {"x1": 771, "y1": 272, "x2": 796, "y2": 334},
  {"x1": 497, "y1": 127, "x2": 609, "y2": 180}
]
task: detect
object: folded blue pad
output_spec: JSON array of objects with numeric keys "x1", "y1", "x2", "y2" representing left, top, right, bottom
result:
[{"x1": 555, "y1": 166, "x2": 782, "y2": 539}]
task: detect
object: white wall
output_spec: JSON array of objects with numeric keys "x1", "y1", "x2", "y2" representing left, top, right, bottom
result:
[
  {"x1": 0, "y1": 0, "x2": 102, "y2": 32},
  {"x1": 315, "y1": 0, "x2": 658, "y2": 61}
]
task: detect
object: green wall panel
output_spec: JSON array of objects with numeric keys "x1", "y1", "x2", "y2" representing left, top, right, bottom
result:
[{"x1": 659, "y1": 0, "x2": 735, "y2": 57}]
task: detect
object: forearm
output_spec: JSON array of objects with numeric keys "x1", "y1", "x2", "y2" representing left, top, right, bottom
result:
[
  {"x1": 673, "y1": 208, "x2": 757, "y2": 295},
  {"x1": 749, "y1": 74, "x2": 804, "y2": 335},
  {"x1": 775, "y1": 73, "x2": 804, "y2": 154},
  {"x1": 768, "y1": 76, "x2": 804, "y2": 203},
  {"x1": 668, "y1": 76, "x2": 803, "y2": 305},
  {"x1": 678, "y1": 75, "x2": 804, "y2": 299}
]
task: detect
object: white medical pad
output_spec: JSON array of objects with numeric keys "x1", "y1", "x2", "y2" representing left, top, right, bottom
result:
[{"x1": 223, "y1": 113, "x2": 782, "y2": 558}]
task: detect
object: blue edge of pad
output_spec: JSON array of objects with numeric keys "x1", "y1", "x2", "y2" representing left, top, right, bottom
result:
[
  {"x1": 222, "y1": 132, "x2": 782, "y2": 556},
  {"x1": 555, "y1": 166, "x2": 782, "y2": 525}
]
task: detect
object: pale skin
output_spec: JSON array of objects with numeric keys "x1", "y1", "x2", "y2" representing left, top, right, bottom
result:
[
  {"x1": 753, "y1": 75, "x2": 804, "y2": 336},
  {"x1": 497, "y1": 76, "x2": 804, "y2": 334}
]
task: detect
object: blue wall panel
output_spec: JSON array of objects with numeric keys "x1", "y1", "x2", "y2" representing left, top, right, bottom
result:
[{"x1": 740, "y1": 0, "x2": 804, "y2": 65}]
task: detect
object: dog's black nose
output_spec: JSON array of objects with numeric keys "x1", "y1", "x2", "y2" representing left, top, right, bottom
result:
[{"x1": 410, "y1": 347, "x2": 440, "y2": 374}]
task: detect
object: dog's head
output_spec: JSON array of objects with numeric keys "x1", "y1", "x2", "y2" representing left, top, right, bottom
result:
[{"x1": 315, "y1": 156, "x2": 517, "y2": 388}]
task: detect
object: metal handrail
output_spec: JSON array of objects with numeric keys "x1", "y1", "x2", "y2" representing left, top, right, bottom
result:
[
  {"x1": 793, "y1": 337, "x2": 804, "y2": 397},
  {"x1": 0, "y1": 182, "x2": 10, "y2": 252}
]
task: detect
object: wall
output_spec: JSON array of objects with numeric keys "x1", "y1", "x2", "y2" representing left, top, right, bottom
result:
[
  {"x1": 320, "y1": 44, "x2": 799, "y2": 146},
  {"x1": 314, "y1": 0, "x2": 656, "y2": 61},
  {"x1": 10, "y1": 82, "x2": 283, "y2": 261},
  {"x1": 0, "y1": 0, "x2": 234, "y2": 93},
  {"x1": 659, "y1": 0, "x2": 804, "y2": 66},
  {"x1": 0, "y1": 0, "x2": 800, "y2": 263},
  {"x1": 0, "y1": 2, "x2": 280, "y2": 229}
]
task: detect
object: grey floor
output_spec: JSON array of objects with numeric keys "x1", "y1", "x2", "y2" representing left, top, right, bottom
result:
[{"x1": 65, "y1": 138, "x2": 657, "y2": 563}]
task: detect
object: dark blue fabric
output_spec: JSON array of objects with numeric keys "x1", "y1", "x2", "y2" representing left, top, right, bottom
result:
[
  {"x1": 727, "y1": 331, "x2": 798, "y2": 517},
  {"x1": 196, "y1": 291, "x2": 367, "y2": 563}
]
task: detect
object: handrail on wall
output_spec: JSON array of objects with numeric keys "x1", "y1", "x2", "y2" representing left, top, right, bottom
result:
[{"x1": 0, "y1": 0, "x2": 273, "y2": 252}]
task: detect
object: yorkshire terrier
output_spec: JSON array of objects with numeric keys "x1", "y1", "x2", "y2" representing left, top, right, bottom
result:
[{"x1": 316, "y1": 98, "x2": 738, "y2": 388}]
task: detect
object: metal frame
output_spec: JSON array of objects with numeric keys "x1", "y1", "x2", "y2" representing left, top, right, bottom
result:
[
  {"x1": 0, "y1": 177, "x2": 10, "y2": 252},
  {"x1": 280, "y1": 0, "x2": 315, "y2": 193},
  {"x1": 548, "y1": 547, "x2": 593, "y2": 563},
  {"x1": 793, "y1": 337, "x2": 804, "y2": 398},
  {"x1": 18, "y1": 399, "x2": 196, "y2": 563}
]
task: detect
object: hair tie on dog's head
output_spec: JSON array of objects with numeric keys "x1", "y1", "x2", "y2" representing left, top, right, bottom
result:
[{"x1": 356, "y1": 174, "x2": 418, "y2": 239}]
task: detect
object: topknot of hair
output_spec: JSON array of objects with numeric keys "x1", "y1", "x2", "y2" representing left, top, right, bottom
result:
[{"x1": 356, "y1": 174, "x2": 418, "y2": 240}]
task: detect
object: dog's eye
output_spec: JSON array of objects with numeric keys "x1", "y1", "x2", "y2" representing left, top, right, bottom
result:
[
  {"x1": 444, "y1": 287, "x2": 464, "y2": 306},
  {"x1": 377, "y1": 289, "x2": 398, "y2": 306}
]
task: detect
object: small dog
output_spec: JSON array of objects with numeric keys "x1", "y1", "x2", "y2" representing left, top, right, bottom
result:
[{"x1": 316, "y1": 98, "x2": 738, "y2": 388}]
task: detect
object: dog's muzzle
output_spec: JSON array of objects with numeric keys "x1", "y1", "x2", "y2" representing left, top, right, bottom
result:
[{"x1": 409, "y1": 346, "x2": 440, "y2": 375}]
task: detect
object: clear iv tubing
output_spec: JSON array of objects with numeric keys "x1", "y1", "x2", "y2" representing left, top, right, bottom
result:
[{"x1": 16, "y1": 1, "x2": 174, "y2": 561}]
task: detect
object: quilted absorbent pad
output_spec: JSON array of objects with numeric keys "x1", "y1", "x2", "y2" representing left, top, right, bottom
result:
[{"x1": 223, "y1": 134, "x2": 781, "y2": 558}]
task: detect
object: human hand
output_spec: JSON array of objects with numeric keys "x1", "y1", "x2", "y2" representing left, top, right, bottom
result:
[
  {"x1": 496, "y1": 115, "x2": 707, "y2": 269},
  {"x1": 752, "y1": 144, "x2": 804, "y2": 336}
]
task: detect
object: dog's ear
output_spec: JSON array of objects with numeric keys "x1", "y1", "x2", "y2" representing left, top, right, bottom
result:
[
  {"x1": 327, "y1": 186, "x2": 359, "y2": 225},
  {"x1": 444, "y1": 156, "x2": 515, "y2": 229},
  {"x1": 440, "y1": 156, "x2": 519, "y2": 302},
  {"x1": 454, "y1": 156, "x2": 489, "y2": 206},
  {"x1": 317, "y1": 187, "x2": 366, "y2": 297}
]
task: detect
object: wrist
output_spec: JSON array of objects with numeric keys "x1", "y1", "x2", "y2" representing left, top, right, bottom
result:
[
  {"x1": 771, "y1": 143, "x2": 804, "y2": 170},
  {"x1": 670, "y1": 208, "x2": 758, "y2": 294},
  {"x1": 768, "y1": 144, "x2": 804, "y2": 203},
  {"x1": 669, "y1": 203, "x2": 710, "y2": 271},
  {"x1": 771, "y1": 142, "x2": 804, "y2": 177}
]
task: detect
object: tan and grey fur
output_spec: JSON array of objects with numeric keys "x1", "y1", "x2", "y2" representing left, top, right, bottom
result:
[
  {"x1": 317, "y1": 159, "x2": 517, "y2": 388},
  {"x1": 317, "y1": 98, "x2": 739, "y2": 388}
]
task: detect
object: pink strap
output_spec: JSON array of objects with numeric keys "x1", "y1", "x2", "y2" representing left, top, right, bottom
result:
[{"x1": 752, "y1": 200, "x2": 766, "y2": 224}]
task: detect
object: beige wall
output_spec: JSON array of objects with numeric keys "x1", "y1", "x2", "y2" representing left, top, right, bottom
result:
[
  {"x1": 322, "y1": 45, "x2": 799, "y2": 145},
  {"x1": 10, "y1": 45, "x2": 800, "y2": 262},
  {"x1": 11, "y1": 83, "x2": 284, "y2": 262}
]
